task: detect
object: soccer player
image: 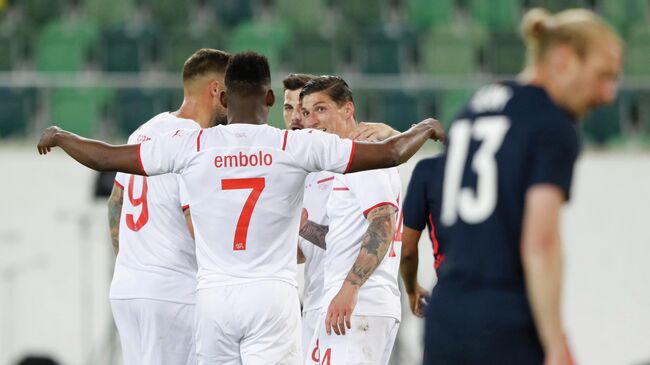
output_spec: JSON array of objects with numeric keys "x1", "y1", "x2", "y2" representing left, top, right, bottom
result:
[
  {"x1": 299, "y1": 76, "x2": 403, "y2": 365},
  {"x1": 107, "y1": 48, "x2": 230, "y2": 365},
  {"x1": 37, "y1": 52, "x2": 445, "y2": 365},
  {"x1": 399, "y1": 154, "x2": 445, "y2": 318},
  {"x1": 281, "y1": 73, "x2": 402, "y2": 362},
  {"x1": 424, "y1": 8, "x2": 622, "y2": 364}
]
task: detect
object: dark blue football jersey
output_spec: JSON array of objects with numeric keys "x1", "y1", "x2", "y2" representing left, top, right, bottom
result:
[
  {"x1": 429, "y1": 81, "x2": 580, "y2": 329},
  {"x1": 403, "y1": 155, "x2": 445, "y2": 269}
]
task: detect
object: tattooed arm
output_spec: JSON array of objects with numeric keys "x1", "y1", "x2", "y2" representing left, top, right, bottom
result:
[
  {"x1": 299, "y1": 207, "x2": 328, "y2": 250},
  {"x1": 324, "y1": 204, "x2": 397, "y2": 336},
  {"x1": 107, "y1": 182, "x2": 123, "y2": 256}
]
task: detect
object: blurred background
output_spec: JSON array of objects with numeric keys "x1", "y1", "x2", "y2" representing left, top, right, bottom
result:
[{"x1": 1, "y1": 0, "x2": 649, "y2": 364}]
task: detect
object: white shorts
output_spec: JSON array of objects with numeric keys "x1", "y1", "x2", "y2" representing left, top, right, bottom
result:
[
  {"x1": 195, "y1": 280, "x2": 302, "y2": 365},
  {"x1": 309, "y1": 314, "x2": 399, "y2": 365},
  {"x1": 302, "y1": 309, "x2": 321, "y2": 363},
  {"x1": 110, "y1": 298, "x2": 196, "y2": 365}
]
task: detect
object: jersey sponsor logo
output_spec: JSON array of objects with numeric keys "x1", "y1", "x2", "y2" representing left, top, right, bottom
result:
[
  {"x1": 172, "y1": 129, "x2": 182, "y2": 138},
  {"x1": 136, "y1": 134, "x2": 151, "y2": 142},
  {"x1": 214, "y1": 151, "x2": 273, "y2": 169}
]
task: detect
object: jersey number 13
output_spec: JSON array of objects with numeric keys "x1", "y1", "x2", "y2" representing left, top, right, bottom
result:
[{"x1": 441, "y1": 116, "x2": 510, "y2": 226}]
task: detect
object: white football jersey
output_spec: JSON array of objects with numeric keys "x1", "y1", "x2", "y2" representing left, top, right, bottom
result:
[
  {"x1": 298, "y1": 171, "x2": 334, "y2": 312},
  {"x1": 321, "y1": 168, "x2": 403, "y2": 320},
  {"x1": 138, "y1": 124, "x2": 355, "y2": 290},
  {"x1": 110, "y1": 112, "x2": 199, "y2": 304}
]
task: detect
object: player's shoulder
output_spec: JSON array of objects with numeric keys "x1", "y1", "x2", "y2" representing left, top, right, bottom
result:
[{"x1": 128, "y1": 112, "x2": 200, "y2": 142}]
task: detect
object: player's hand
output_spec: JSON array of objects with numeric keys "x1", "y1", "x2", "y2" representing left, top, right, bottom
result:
[
  {"x1": 351, "y1": 122, "x2": 399, "y2": 142},
  {"x1": 407, "y1": 283, "x2": 429, "y2": 318},
  {"x1": 544, "y1": 336, "x2": 574, "y2": 365},
  {"x1": 417, "y1": 118, "x2": 446, "y2": 142},
  {"x1": 325, "y1": 282, "x2": 359, "y2": 336},
  {"x1": 37, "y1": 126, "x2": 63, "y2": 155}
]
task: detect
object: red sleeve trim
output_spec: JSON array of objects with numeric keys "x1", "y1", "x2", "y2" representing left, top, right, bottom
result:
[
  {"x1": 137, "y1": 144, "x2": 148, "y2": 176},
  {"x1": 114, "y1": 180, "x2": 124, "y2": 190},
  {"x1": 428, "y1": 212, "x2": 444, "y2": 270},
  {"x1": 196, "y1": 129, "x2": 204, "y2": 152},
  {"x1": 333, "y1": 187, "x2": 349, "y2": 191},
  {"x1": 182, "y1": 204, "x2": 190, "y2": 211},
  {"x1": 343, "y1": 141, "x2": 357, "y2": 174},
  {"x1": 317, "y1": 176, "x2": 334, "y2": 184},
  {"x1": 282, "y1": 130, "x2": 289, "y2": 151},
  {"x1": 362, "y1": 201, "x2": 398, "y2": 216}
]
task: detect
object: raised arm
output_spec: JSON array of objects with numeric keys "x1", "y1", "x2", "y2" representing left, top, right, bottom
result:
[
  {"x1": 325, "y1": 204, "x2": 397, "y2": 336},
  {"x1": 37, "y1": 126, "x2": 145, "y2": 175},
  {"x1": 107, "y1": 182, "x2": 123, "y2": 255},
  {"x1": 346, "y1": 118, "x2": 445, "y2": 173}
]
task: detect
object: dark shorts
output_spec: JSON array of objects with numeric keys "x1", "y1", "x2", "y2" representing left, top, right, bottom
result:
[{"x1": 423, "y1": 284, "x2": 544, "y2": 365}]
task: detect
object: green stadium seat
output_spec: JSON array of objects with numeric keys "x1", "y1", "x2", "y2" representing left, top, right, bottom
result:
[
  {"x1": 148, "y1": 0, "x2": 190, "y2": 31},
  {"x1": 83, "y1": 0, "x2": 134, "y2": 27},
  {"x1": 35, "y1": 19, "x2": 100, "y2": 72},
  {"x1": 275, "y1": 0, "x2": 326, "y2": 33},
  {"x1": 210, "y1": 0, "x2": 253, "y2": 27},
  {"x1": 468, "y1": 0, "x2": 520, "y2": 32},
  {"x1": 379, "y1": 90, "x2": 420, "y2": 132},
  {"x1": 50, "y1": 88, "x2": 113, "y2": 137},
  {"x1": 226, "y1": 20, "x2": 292, "y2": 71},
  {"x1": 526, "y1": 0, "x2": 582, "y2": 12},
  {"x1": 582, "y1": 103, "x2": 621, "y2": 145},
  {"x1": 101, "y1": 25, "x2": 158, "y2": 72},
  {"x1": 0, "y1": 31, "x2": 22, "y2": 71},
  {"x1": 598, "y1": 0, "x2": 649, "y2": 35},
  {"x1": 484, "y1": 31, "x2": 526, "y2": 75},
  {"x1": 421, "y1": 24, "x2": 486, "y2": 75},
  {"x1": 113, "y1": 88, "x2": 175, "y2": 136},
  {"x1": 23, "y1": 0, "x2": 64, "y2": 30},
  {"x1": 161, "y1": 27, "x2": 224, "y2": 72},
  {"x1": 359, "y1": 28, "x2": 416, "y2": 74},
  {"x1": 0, "y1": 88, "x2": 34, "y2": 138},
  {"x1": 290, "y1": 31, "x2": 338, "y2": 74},
  {"x1": 624, "y1": 26, "x2": 650, "y2": 76},
  {"x1": 334, "y1": 0, "x2": 383, "y2": 30},
  {"x1": 406, "y1": 0, "x2": 455, "y2": 30},
  {"x1": 437, "y1": 89, "x2": 473, "y2": 128}
]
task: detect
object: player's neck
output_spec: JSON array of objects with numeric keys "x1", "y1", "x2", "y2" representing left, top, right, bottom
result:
[
  {"x1": 520, "y1": 66, "x2": 568, "y2": 113},
  {"x1": 227, "y1": 102, "x2": 269, "y2": 125},
  {"x1": 174, "y1": 97, "x2": 212, "y2": 128}
]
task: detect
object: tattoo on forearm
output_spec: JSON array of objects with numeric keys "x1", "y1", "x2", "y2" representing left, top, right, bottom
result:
[
  {"x1": 107, "y1": 185, "x2": 123, "y2": 256},
  {"x1": 345, "y1": 205, "x2": 397, "y2": 287},
  {"x1": 299, "y1": 221, "x2": 329, "y2": 250}
]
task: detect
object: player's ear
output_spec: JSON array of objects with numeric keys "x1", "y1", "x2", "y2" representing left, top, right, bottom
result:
[
  {"x1": 343, "y1": 101, "x2": 355, "y2": 120},
  {"x1": 220, "y1": 90, "x2": 228, "y2": 108},
  {"x1": 266, "y1": 89, "x2": 275, "y2": 107}
]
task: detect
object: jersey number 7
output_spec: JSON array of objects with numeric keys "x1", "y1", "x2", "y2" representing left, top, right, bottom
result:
[{"x1": 221, "y1": 178, "x2": 266, "y2": 251}]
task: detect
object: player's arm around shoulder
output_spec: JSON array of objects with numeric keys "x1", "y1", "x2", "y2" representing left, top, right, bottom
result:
[
  {"x1": 37, "y1": 126, "x2": 144, "y2": 174},
  {"x1": 107, "y1": 182, "x2": 124, "y2": 255},
  {"x1": 325, "y1": 203, "x2": 398, "y2": 336},
  {"x1": 346, "y1": 118, "x2": 445, "y2": 173}
]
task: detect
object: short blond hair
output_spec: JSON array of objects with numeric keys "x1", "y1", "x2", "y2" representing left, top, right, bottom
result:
[{"x1": 521, "y1": 8, "x2": 621, "y2": 66}]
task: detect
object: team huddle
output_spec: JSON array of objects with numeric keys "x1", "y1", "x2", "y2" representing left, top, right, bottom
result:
[{"x1": 37, "y1": 7, "x2": 622, "y2": 365}]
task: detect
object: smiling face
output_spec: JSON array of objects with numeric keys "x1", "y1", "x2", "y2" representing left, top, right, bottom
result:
[{"x1": 300, "y1": 91, "x2": 356, "y2": 138}]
